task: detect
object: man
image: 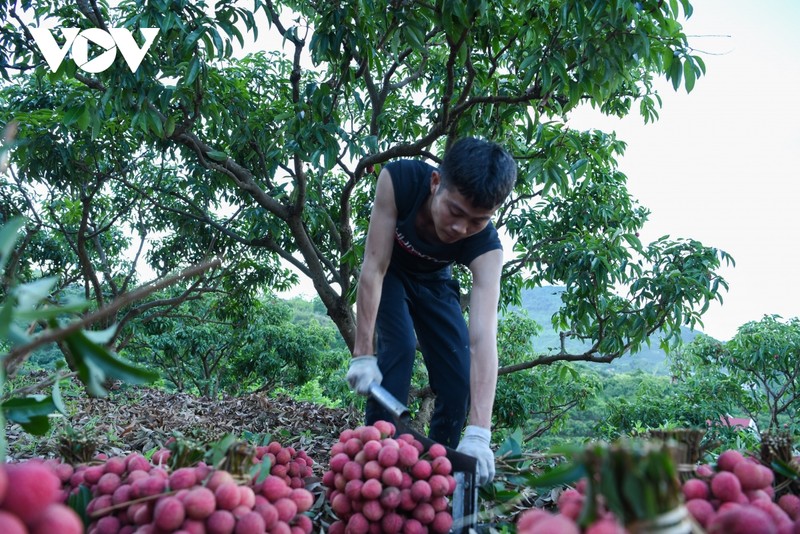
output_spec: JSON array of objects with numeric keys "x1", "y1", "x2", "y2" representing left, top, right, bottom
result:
[{"x1": 346, "y1": 137, "x2": 516, "y2": 486}]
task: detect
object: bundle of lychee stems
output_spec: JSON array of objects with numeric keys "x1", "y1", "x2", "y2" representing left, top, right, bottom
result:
[{"x1": 576, "y1": 438, "x2": 686, "y2": 530}]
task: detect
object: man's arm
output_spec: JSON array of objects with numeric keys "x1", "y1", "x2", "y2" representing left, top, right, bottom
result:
[
  {"x1": 466, "y1": 248, "x2": 503, "y2": 429},
  {"x1": 352, "y1": 168, "x2": 398, "y2": 357}
]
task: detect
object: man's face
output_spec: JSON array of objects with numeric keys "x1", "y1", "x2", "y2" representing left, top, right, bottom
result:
[{"x1": 429, "y1": 171, "x2": 498, "y2": 244}]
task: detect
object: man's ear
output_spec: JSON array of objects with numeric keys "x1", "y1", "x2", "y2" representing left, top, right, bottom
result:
[{"x1": 430, "y1": 170, "x2": 441, "y2": 194}]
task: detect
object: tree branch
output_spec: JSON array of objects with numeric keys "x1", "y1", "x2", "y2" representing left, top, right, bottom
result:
[{"x1": 3, "y1": 258, "x2": 222, "y2": 371}]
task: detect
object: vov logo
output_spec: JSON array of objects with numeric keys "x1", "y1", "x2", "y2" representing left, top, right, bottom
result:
[{"x1": 30, "y1": 27, "x2": 159, "y2": 74}]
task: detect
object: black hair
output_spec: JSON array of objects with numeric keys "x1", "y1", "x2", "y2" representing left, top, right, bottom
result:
[{"x1": 438, "y1": 137, "x2": 517, "y2": 209}]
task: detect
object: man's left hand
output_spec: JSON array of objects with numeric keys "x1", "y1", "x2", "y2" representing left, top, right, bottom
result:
[{"x1": 456, "y1": 425, "x2": 495, "y2": 486}]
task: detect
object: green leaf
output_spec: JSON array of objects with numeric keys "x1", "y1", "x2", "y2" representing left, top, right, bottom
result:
[
  {"x1": 495, "y1": 429, "x2": 523, "y2": 459},
  {"x1": 67, "y1": 484, "x2": 93, "y2": 528},
  {"x1": 254, "y1": 454, "x2": 272, "y2": 484},
  {"x1": 771, "y1": 459, "x2": 800, "y2": 480},
  {"x1": 524, "y1": 460, "x2": 586, "y2": 488},
  {"x1": 83, "y1": 325, "x2": 118, "y2": 345},
  {"x1": 669, "y1": 56, "x2": 683, "y2": 91},
  {"x1": 0, "y1": 218, "x2": 24, "y2": 272},
  {"x1": 77, "y1": 106, "x2": 92, "y2": 130},
  {"x1": 16, "y1": 298, "x2": 90, "y2": 322},
  {"x1": 62, "y1": 328, "x2": 159, "y2": 397},
  {"x1": 683, "y1": 58, "x2": 696, "y2": 93},
  {"x1": 14, "y1": 277, "x2": 59, "y2": 311},
  {"x1": 186, "y1": 56, "x2": 201, "y2": 84},
  {"x1": 206, "y1": 433, "x2": 237, "y2": 468},
  {"x1": 2, "y1": 395, "x2": 58, "y2": 435},
  {"x1": 52, "y1": 377, "x2": 68, "y2": 416},
  {"x1": 207, "y1": 150, "x2": 228, "y2": 162}
]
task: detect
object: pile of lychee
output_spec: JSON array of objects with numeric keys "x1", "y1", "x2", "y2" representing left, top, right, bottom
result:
[
  {"x1": 322, "y1": 420, "x2": 456, "y2": 533},
  {"x1": 71, "y1": 447, "x2": 315, "y2": 534},
  {"x1": 514, "y1": 447, "x2": 800, "y2": 534},
  {"x1": 682, "y1": 448, "x2": 800, "y2": 534}
]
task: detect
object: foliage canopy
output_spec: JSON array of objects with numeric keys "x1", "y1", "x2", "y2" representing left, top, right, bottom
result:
[{"x1": 1, "y1": 0, "x2": 731, "y2": 381}]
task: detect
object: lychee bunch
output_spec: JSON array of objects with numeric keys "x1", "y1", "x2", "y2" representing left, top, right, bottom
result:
[
  {"x1": 252, "y1": 441, "x2": 315, "y2": 490},
  {"x1": 0, "y1": 460, "x2": 83, "y2": 534},
  {"x1": 152, "y1": 439, "x2": 315, "y2": 491},
  {"x1": 682, "y1": 448, "x2": 800, "y2": 533},
  {"x1": 323, "y1": 421, "x2": 455, "y2": 534},
  {"x1": 59, "y1": 448, "x2": 315, "y2": 533}
]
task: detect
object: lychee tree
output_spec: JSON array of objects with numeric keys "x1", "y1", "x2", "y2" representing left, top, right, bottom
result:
[
  {"x1": 0, "y1": 217, "x2": 162, "y2": 461},
  {"x1": 1, "y1": 0, "x2": 732, "y2": 387},
  {"x1": 670, "y1": 316, "x2": 800, "y2": 433}
]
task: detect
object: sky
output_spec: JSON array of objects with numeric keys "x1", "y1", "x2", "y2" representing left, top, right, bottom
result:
[{"x1": 568, "y1": 0, "x2": 800, "y2": 341}]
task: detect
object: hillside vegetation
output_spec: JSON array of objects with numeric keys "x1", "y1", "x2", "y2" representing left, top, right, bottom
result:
[{"x1": 514, "y1": 286, "x2": 703, "y2": 375}]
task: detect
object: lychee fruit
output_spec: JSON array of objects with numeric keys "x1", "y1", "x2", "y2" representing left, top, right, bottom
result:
[
  {"x1": 289, "y1": 488, "x2": 313, "y2": 513},
  {"x1": 695, "y1": 464, "x2": 715, "y2": 478},
  {"x1": 682, "y1": 478, "x2": 710, "y2": 501},
  {"x1": 206, "y1": 510, "x2": 236, "y2": 534},
  {"x1": 0, "y1": 511, "x2": 26, "y2": 534},
  {"x1": 273, "y1": 496, "x2": 298, "y2": 522},
  {"x1": 778, "y1": 493, "x2": 800, "y2": 520},
  {"x1": 733, "y1": 460, "x2": 763, "y2": 491},
  {"x1": 169, "y1": 467, "x2": 198, "y2": 490},
  {"x1": 685, "y1": 498, "x2": 716, "y2": 528},
  {"x1": 215, "y1": 481, "x2": 241, "y2": 510},
  {"x1": 381, "y1": 511, "x2": 404, "y2": 533},
  {"x1": 711, "y1": 471, "x2": 743, "y2": 502},
  {"x1": 431, "y1": 511, "x2": 454, "y2": 533},
  {"x1": 29, "y1": 503, "x2": 83, "y2": 534},
  {"x1": 411, "y1": 459, "x2": 432, "y2": 480},
  {"x1": 2, "y1": 461, "x2": 61, "y2": 523},
  {"x1": 584, "y1": 517, "x2": 627, "y2": 534},
  {"x1": 707, "y1": 504, "x2": 776, "y2": 534},
  {"x1": 522, "y1": 513, "x2": 581, "y2": 534},
  {"x1": 427, "y1": 443, "x2": 447, "y2": 459},
  {"x1": 153, "y1": 496, "x2": 186, "y2": 531},
  {"x1": 716, "y1": 449, "x2": 745, "y2": 472},
  {"x1": 183, "y1": 486, "x2": 216, "y2": 519},
  {"x1": 234, "y1": 511, "x2": 266, "y2": 534}
]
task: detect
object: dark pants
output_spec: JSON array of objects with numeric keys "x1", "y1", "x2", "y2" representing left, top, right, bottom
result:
[{"x1": 365, "y1": 265, "x2": 470, "y2": 448}]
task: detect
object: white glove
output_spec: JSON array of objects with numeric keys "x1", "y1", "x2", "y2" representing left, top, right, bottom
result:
[
  {"x1": 456, "y1": 425, "x2": 495, "y2": 486},
  {"x1": 346, "y1": 355, "x2": 382, "y2": 395}
]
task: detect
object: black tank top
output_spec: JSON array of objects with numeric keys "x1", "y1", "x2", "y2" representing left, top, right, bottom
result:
[{"x1": 386, "y1": 159, "x2": 501, "y2": 274}]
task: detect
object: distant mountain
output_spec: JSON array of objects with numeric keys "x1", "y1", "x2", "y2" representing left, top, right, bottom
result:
[{"x1": 509, "y1": 286, "x2": 702, "y2": 375}]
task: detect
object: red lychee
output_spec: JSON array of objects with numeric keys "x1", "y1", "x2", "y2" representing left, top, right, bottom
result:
[
  {"x1": 686, "y1": 498, "x2": 716, "y2": 528},
  {"x1": 169, "y1": 467, "x2": 198, "y2": 490},
  {"x1": 0, "y1": 511, "x2": 26, "y2": 534},
  {"x1": 206, "y1": 510, "x2": 236, "y2": 534},
  {"x1": 716, "y1": 449, "x2": 745, "y2": 472},
  {"x1": 183, "y1": 486, "x2": 216, "y2": 519},
  {"x1": 235, "y1": 511, "x2": 266, "y2": 534},
  {"x1": 584, "y1": 517, "x2": 627, "y2": 534},
  {"x1": 682, "y1": 478, "x2": 710, "y2": 501},
  {"x1": 778, "y1": 493, "x2": 800, "y2": 520},
  {"x1": 153, "y1": 496, "x2": 186, "y2": 531},
  {"x1": 2, "y1": 461, "x2": 61, "y2": 523},
  {"x1": 711, "y1": 471, "x2": 743, "y2": 502},
  {"x1": 359, "y1": 425, "x2": 382, "y2": 443},
  {"x1": 427, "y1": 443, "x2": 447, "y2": 459},
  {"x1": 29, "y1": 503, "x2": 83, "y2": 534},
  {"x1": 707, "y1": 504, "x2": 776, "y2": 534},
  {"x1": 733, "y1": 460, "x2": 763, "y2": 491},
  {"x1": 523, "y1": 514, "x2": 581, "y2": 534}
]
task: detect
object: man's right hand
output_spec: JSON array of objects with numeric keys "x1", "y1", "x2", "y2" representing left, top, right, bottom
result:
[{"x1": 346, "y1": 355, "x2": 382, "y2": 395}]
